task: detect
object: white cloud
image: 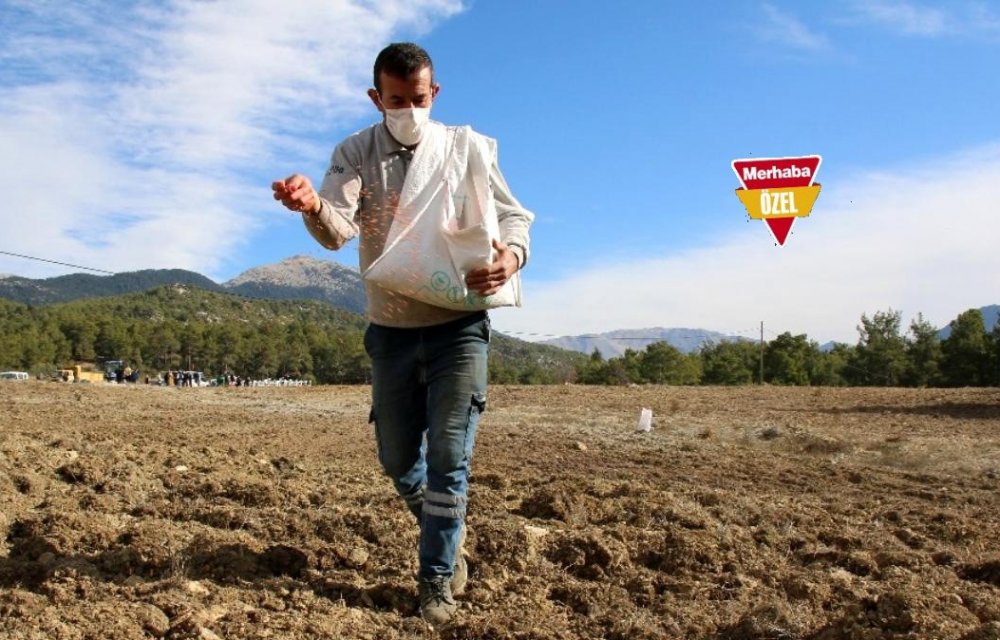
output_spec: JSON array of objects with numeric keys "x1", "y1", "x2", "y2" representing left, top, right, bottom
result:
[
  {"x1": 758, "y1": 4, "x2": 831, "y2": 51},
  {"x1": 492, "y1": 143, "x2": 1000, "y2": 345},
  {"x1": 848, "y1": 1, "x2": 1000, "y2": 38},
  {"x1": 851, "y1": 1, "x2": 948, "y2": 35},
  {"x1": 0, "y1": 0, "x2": 463, "y2": 278}
]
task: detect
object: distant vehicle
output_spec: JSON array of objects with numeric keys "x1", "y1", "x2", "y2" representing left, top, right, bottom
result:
[
  {"x1": 103, "y1": 360, "x2": 125, "y2": 382},
  {"x1": 183, "y1": 371, "x2": 209, "y2": 387},
  {"x1": 54, "y1": 366, "x2": 106, "y2": 384},
  {"x1": 0, "y1": 371, "x2": 30, "y2": 381}
]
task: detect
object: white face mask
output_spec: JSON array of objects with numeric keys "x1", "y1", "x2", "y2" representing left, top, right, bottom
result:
[{"x1": 384, "y1": 107, "x2": 430, "y2": 146}]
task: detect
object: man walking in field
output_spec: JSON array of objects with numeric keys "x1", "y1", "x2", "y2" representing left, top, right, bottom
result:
[{"x1": 272, "y1": 42, "x2": 533, "y2": 624}]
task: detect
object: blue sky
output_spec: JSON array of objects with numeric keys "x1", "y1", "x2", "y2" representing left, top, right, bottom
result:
[{"x1": 1, "y1": 1, "x2": 999, "y2": 343}]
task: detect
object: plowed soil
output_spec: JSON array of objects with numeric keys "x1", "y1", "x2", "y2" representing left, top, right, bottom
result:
[{"x1": 2, "y1": 382, "x2": 999, "y2": 639}]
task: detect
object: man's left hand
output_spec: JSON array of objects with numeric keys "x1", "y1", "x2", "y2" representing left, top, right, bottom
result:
[{"x1": 466, "y1": 239, "x2": 519, "y2": 296}]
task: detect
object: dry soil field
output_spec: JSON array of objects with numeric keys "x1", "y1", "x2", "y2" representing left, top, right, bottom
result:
[{"x1": 1, "y1": 382, "x2": 999, "y2": 639}]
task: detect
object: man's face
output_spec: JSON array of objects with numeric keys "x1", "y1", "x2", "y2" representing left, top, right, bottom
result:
[{"x1": 368, "y1": 66, "x2": 439, "y2": 113}]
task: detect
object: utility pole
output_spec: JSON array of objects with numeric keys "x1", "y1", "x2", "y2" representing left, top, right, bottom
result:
[{"x1": 759, "y1": 321, "x2": 764, "y2": 384}]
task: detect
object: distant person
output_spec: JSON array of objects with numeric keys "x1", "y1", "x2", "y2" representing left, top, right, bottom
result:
[{"x1": 272, "y1": 42, "x2": 533, "y2": 624}]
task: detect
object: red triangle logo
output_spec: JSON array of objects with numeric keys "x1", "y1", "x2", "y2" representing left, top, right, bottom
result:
[{"x1": 765, "y1": 217, "x2": 795, "y2": 246}]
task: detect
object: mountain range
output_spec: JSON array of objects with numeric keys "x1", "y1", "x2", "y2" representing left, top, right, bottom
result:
[
  {"x1": 1, "y1": 257, "x2": 995, "y2": 358},
  {"x1": 541, "y1": 327, "x2": 750, "y2": 358},
  {"x1": 0, "y1": 259, "x2": 749, "y2": 357},
  {"x1": 546, "y1": 311, "x2": 1000, "y2": 359},
  {"x1": 223, "y1": 256, "x2": 365, "y2": 314},
  {"x1": 0, "y1": 255, "x2": 365, "y2": 314}
]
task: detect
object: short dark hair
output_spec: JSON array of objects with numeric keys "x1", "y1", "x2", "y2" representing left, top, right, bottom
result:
[{"x1": 373, "y1": 42, "x2": 433, "y2": 93}]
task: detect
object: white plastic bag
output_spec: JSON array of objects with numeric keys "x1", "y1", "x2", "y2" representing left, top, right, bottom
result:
[
  {"x1": 362, "y1": 123, "x2": 521, "y2": 310},
  {"x1": 636, "y1": 408, "x2": 653, "y2": 432}
]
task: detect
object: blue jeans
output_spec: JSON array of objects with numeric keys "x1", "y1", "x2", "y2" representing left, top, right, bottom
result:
[{"x1": 364, "y1": 311, "x2": 489, "y2": 579}]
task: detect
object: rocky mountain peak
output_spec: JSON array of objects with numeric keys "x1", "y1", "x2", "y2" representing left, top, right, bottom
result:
[
  {"x1": 223, "y1": 255, "x2": 359, "y2": 289},
  {"x1": 220, "y1": 255, "x2": 366, "y2": 314}
]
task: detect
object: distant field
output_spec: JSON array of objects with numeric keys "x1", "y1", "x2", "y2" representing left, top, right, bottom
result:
[{"x1": 1, "y1": 382, "x2": 999, "y2": 639}]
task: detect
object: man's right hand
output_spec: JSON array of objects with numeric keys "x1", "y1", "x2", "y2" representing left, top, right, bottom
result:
[{"x1": 272, "y1": 174, "x2": 320, "y2": 215}]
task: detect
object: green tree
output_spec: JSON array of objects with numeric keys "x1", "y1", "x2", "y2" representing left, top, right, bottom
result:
[
  {"x1": 242, "y1": 322, "x2": 281, "y2": 379},
  {"x1": 518, "y1": 362, "x2": 553, "y2": 384},
  {"x1": 811, "y1": 343, "x2": 851, "y2": 386},
  {"x1": 597, "y1": 349, "x2": 641, "y2": 385},
  {"x1": 309, "y1": 338, "x2": 339, "y2": 383},
  {"x1": 576, "y1": 349, "x2": 611, "y2": 384},
  {"x1": 700, "y1": 340, "x2": 758, "y2": 385},
  {"x1": 124, "y1": 322, "x2": 148, "y2": 370},
  {"x1": 334, "y1": 330, "x2": 371, "y2": 383},
  {"x1": 60, "y1": 317, "x2": 98, "y2": 362},
  {"x1": 639, "y1": 341, "x2": 701, "y2": 384},
  {"x1": 488, "y1": 357, "x2": 519, "y2": 384},
  {"x1": 280, "y1": 324, "x2": 314, "y2": 377},
  {"x1": 989, "y1": 322, "x2": 1000, "y2": 386},
  {"x1": 18, "y1": 325, "x2": 51, "y2": 369},
  {"x1": 612, "y1": 349, "x2": 643, "y2": 385},
  {"x1": 208, "y1": 323, "x2": 244, "y2": 374},
  {"x1": 307, "y1": 329, "x2": 369, "y2": 384},
  {"x1": 764, "y1": 332, "x2": 814, "y2": 385},
  {"x1": 148, "y1": 322, "x2": 181, "y2": 370},
  {"x1": 0, "y1": 332, "x2": 19, "y2": 369},
  {"x1": 179, "y1": 324, "x2": 207, "y2": 371},
  {"x1": 639, "y1": 342, "x2": 680, "y2": 383},
  {"x1": 941, "y1": 309, "x2": 988, "y2": 386},
  {"x1": 676, "y1": 352, "x2": 702, "y2": 385},
  {"x1": 903, "y1": 313, "x2": 942, "y2": 387},
  {"x1": 94, "y1": 318, "x2": 131, "y2": 363},
  {"x1": 848, "y1": 309, "x2": 907, "y2": 386}
]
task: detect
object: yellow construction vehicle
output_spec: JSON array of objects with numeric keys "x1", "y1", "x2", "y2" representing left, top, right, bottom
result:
[{"x1": 52, "y1": 365, "x2": 107, "y2": 383}]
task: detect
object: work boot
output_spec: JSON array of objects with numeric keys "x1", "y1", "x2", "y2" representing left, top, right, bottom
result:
[
  {"x1": 451, "y1": 526, "x2": 468, "y2": 596},
  {"x1": 419, "y1": 576, "x2": 457, "y2": 625}
]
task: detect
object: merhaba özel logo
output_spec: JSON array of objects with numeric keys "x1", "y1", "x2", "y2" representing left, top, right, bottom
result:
[{"x1": 732, "y1": 155, "x2": 822, "y2": 246}]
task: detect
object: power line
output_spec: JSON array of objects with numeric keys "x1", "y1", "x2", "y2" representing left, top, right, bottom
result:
[{"x1": 0, "y1": 250, "x2": 115, "y2": 275}]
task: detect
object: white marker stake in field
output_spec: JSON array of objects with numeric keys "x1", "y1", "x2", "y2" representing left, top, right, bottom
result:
[{"x1": 637, "y1": 408, "x2": 653, "y2": 432}]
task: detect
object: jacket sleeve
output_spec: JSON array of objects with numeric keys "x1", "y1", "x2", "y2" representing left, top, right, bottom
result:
[
  {"x1": 488, "y1": 140, "x2": 534, "y2": 269},
  {"x1": 302, "y1": 142, "x2": 361, "y2": 250}
]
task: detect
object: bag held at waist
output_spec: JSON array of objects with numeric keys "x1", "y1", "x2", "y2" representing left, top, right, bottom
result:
[{"x1": 362, "y1": 123, "x2": 521, "y2": 311}]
